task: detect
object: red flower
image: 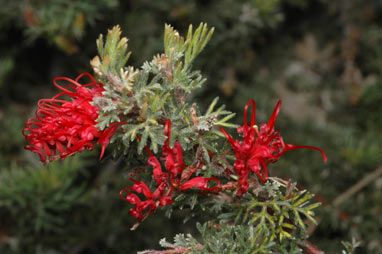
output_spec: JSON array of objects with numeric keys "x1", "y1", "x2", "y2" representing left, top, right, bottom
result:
[
  {"x1": 220, "y1": 100, "x2": 327, "y2": 196},
  {"x1": 139, "y1": 120, "x2": 221, "y2": 192},
  {"x1": 159, "y1": 120, "x2": 221, "y2": 191},
  {"x1": 121, "y1": 120, "x2": 221, "y2": 225},
  {"x1": 22, "y1": 73, "x2": 121, "y2": 164},
  {"x1": 162, "y1": 120, "x2": 185, "y2": 180},
  {"x1": 120, "y1": 178, "x2": 172, "y2": 222}
]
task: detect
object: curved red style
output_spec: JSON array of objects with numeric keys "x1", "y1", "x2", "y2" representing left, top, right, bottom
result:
[{"x1": 22, "y1": 73, "x2": 121, "y2": 164}]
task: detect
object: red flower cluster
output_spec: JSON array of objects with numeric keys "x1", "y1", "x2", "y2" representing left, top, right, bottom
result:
[
  {"x1": 220, "y1": 100, "x2": 327, "y2": 196},
  {"x1": 120, "y1": 120, "x2": 220, "y2": 226},
  {"x1": 22, "y1": 73, "x2": 120, "y2": 164}
]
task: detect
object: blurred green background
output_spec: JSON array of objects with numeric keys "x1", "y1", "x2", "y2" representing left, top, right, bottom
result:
[{"x1": 0, "y1": 0, "x2": 381, "y2": 253}]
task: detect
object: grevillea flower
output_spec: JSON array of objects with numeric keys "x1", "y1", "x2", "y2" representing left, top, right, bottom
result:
[
  {"x1": 22, "y1": 73, "x2": 121, "y2": 164},
  {"x1": 120, "y1": 177, "x2": 172, "y2": 222},
  {"x1": 162, "y1": 120, "x2": 185, "y2": 180},
  {"x1": 220, "y1": 100, "x2": 327, "y2": 196},
  {"x1": 159, "y1": 120, "x2": 221, "y2": 191},
  {"x1": 120, "y1": 120, "x2": 221, "y2": 226}
]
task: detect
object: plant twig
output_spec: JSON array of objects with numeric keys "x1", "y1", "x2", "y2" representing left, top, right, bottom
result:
[
  {"x1": 300, "y1": 240, "x2": 325, "y2": 254},
  {"x1": 305, "y1": 166, "x2": 382, "y2": 237},
  {"x1": 333, "y1": 166, "x2": 382, "y2": 207},
  {"x1": 137, "y1": 244, "x2": 203, "y2": 254}
]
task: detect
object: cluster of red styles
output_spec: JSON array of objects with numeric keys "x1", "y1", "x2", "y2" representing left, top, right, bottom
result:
[
  {"x1": 23, "y1": 73, "x2": 327, "y2": 225},
  {"x1": 22, "y1": 73, "x2": 120, "y2": 164}
]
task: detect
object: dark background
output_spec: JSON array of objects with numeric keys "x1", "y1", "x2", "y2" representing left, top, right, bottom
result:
[{"x1": 0, "y1": 0, "x2": 381, "y2": 253}]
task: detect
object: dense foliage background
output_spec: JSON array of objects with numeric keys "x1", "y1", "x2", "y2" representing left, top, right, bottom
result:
[{"x1": 0, "y1": 0, "x2": 381, "y2": 253}]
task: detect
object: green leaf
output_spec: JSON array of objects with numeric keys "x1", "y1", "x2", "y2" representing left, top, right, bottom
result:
[{"x1": 206, "y1": 97, "x2": 219, "y2": 116}]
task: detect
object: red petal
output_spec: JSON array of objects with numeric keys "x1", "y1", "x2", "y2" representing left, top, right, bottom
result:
[
  {"x1": 256, "y1": 160, "x2": 268, "y2": 183},
  {"x1": 241, "y1": 99, "x2": 256, "y2": 135},
  {"x1": 152, "y1": 181, "x2": 169, "y2": 199},
  {"x1": 129, "y1": 178, "x2": 153, "y2": 198},
  {"x1": 148, "y1": 156, "x2": 169, "y2": 186},
  {"x1": 180, "y1": 177, "x2": 221, "y2": 191},
  {"x1": 237, "y1": 169, "x2": 249, "y2": 196},
  {"x1": 159, "y1": 196, "x2": 173, "y2": 207},
  {"x1": 267, "y1": 100, "x2": 282, "y2": 130},
  {"x1": 43, "y1": 142, "x2": 52, "y2": 156},
  {"x1": 220, "y1": 126, "x2": 236, "y2": 147},
  {"x1": 165, "y1": 153, "x2": 175, "y2": 172},
  {"x1": 174, "y1": 142, "x2": 184, "y2": 165},
  {"x1": 129, "y1": 207, "x2": 142, "y2": 220},
  {"x1": 25, "y1": 145, "x2": 46, "y2": 164},
  {"x1": 56, "y1": 141, "x2": 65, "y2": 153},
  {"x1": 120, "y1": 190, "x2": 141, "y2": 205},
  {"x1": 164, "y1": 119, "x2": 171, "y2": 139},
  {"x1": 165, "y1": 142, "x2": 185, "y2": 178},
  {"x1": 98, "y1": 122, "x2": 124, "y2": 159}
]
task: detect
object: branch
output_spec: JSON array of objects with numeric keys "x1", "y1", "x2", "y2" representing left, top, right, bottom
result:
[
  {"x1": 137, "y1": 244, "x2": 203, "y2": 254},
  {"x1": 300, "y1": 240, "x2": 325, "y2": 254},
  {"x1": 333, "y1": 166, "x2": 382, "y2": 207}
]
